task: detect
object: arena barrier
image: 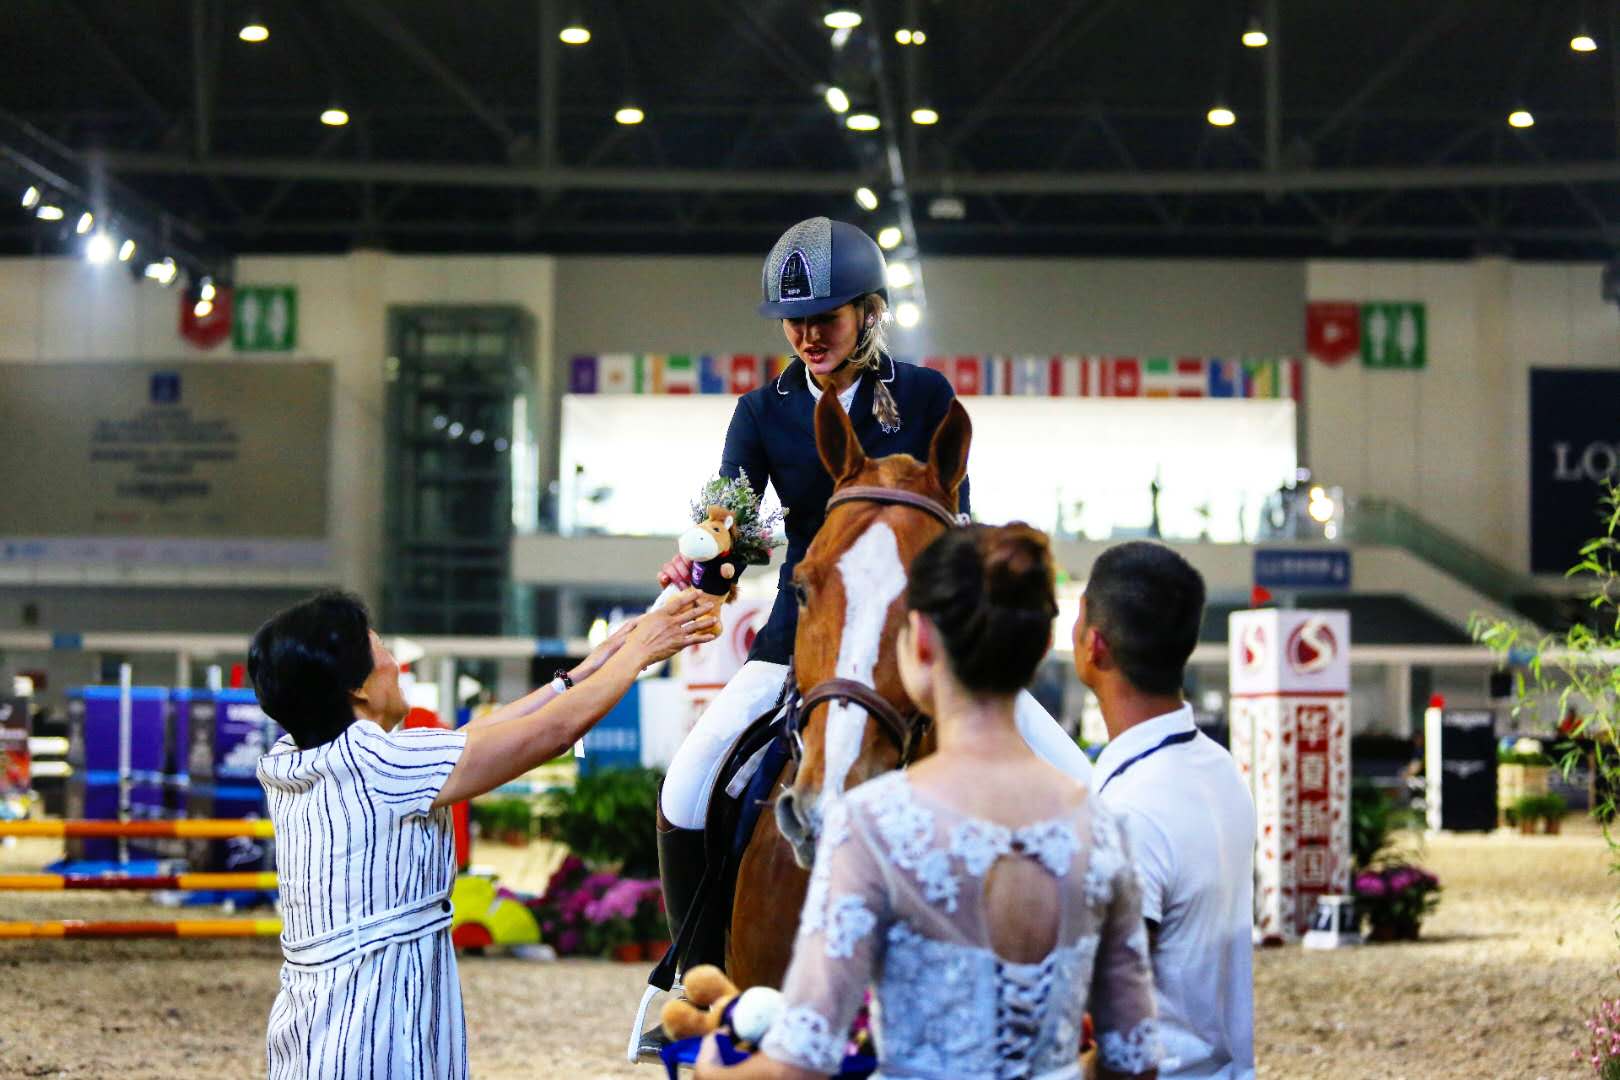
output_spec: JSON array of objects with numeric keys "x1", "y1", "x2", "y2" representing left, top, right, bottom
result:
[
  {"x1": 0, "y1": 871, "x2": 278, "y2": 891},
  {"x1": 0, "y1": 918, "x2": 282, "y2": 940},
  {"x1": 0, "y1": 818, "x2": 274, "y2": 839}
]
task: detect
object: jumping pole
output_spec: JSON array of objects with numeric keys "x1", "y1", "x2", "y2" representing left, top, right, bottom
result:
[
  {"x1": 0, "y1": 819, "x2": 275, "y2": 839},
  {"x1": 0, "y1": 872, "x2": 278, "y2": 891},
  {"x1": 0, "y1": 918, "x2": 283, "y2": 940}
]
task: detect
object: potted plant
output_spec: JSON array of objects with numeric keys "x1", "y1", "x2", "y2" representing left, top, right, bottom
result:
[
  {"x1": 1353, "y1": 864, "x2": 1442, "y2": 941},
  {"x1": 585, "y1": 875, "x2": 651, "y2": 961},
  {"x1": 635, "y1": 881, "x2": 670, "y2": 961},
  {"x1": 1513, "y1": 792, "x2": 1569, "y2": 834},
  {"x1": 536, "y1": 766, "x2": 662, "y2": 876}
]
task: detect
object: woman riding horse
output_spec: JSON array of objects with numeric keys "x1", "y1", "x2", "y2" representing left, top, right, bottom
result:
[{"x1": 655, "y1": 217, "x2": 1094, "y2": 970}]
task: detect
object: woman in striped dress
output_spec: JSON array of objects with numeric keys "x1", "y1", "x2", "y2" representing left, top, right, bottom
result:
[{"x1": 251, "y1": 588, "x2": 717, "y2": 1079}]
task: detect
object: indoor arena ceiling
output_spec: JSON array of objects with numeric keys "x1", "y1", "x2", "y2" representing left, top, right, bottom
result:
[{"x1": 7, "y1": 0, "x2": 1620, "y2": 262}]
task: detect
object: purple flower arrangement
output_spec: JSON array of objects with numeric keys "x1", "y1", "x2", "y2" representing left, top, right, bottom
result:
[
  {"x1": 527, "y1": 854, "x2": 667, "y2": 957},
  {"x1": 1352, "y1": 862, "x2": 1441, "y2": 940}
]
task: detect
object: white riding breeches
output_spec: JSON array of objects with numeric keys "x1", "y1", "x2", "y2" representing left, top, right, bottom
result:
[{"x1": 658, "y1": 660, "x2": 1095, "y2": 830}]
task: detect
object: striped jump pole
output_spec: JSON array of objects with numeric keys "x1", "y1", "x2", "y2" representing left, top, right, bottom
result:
[
  {"x1": 0, "y1": 819, "x2": 274, "y2": 840},
  {"x1": 0, "y1": 918, "x2": 283, "y2": 940},
  {"x1": 0, "y1": 872, "x2": 278, "y2": 892}
]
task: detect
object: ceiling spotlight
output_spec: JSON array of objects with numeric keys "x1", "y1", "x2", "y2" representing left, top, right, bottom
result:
[
  {"x1": 85, "y1": 232, "x2": 114, "y2": 264},
  {"x1": 36, "y1": 204, "x2": 64, "y2": 221},
  {"x1": 854, "y1": 186, "x2": 879, "y2": 211},
  {"x1": 75, "y1": 211, "x2": 94, "y2": 234},
  {"x1": 559, "y1": 24, "x2": 591, "y2": 45},
  {"x1": 824, "y1": 85, "x2": 850, "y2": 113},
  {"x1": 1572, "y1": 30, "x2": 1598, "y2": 52},
  {"x1": 118, "y1": 238, "x2": 136, "y2": 262},
  {"x1": 199, "y1": 278, "x2": 217, "y2": 303},
  {"x1": 895, "y1": 28, "x2": 912, "y2": 44},
  {"x1": 20, "y1": 185, "x2": 40, "y2": 209},
  {"x1": 1508, "y1": 109, "x2": 1535, "y2": 128},
  {"x1": 615, "y1": 105, "x2": 645, "y2": 125},
  {"x1": 238, "y1": 14, "x2": 268, "y2": 43},
  {"x1": 846, "y1": 112, "x2": 881, "y2": 131},
  {"x1": 448, "y1": 421, "x2": 465, "y2": 439},
  {"x1": 928, "y1": 195, "x2": 966, "y2": 220},
  {"x1": 1207, "y1": 105, "x2": 1237, "y2": 127},
  {"x1": 193, "y1": 299, "x2": 214, "y2": 318},
  {"x1": 876, "y1": 225, "x2": 902, "y2": 249},
  {"x1": 321, "y1": 106, "x2": 349, "y2": 127},
  {"x1": 885, "y1": 261, "x2": 915, "y2": 288},
  {"x1": 145, "y1": 257, "x2": 178, "y2": 286},
  {"x1": 823, "y1": 7, "x2": 862, "y2": 29},
  {"x1": 1242, "y1": 17, "x2": 1268, "y2": 47},
  {"x1": 910, "y1": 106, "x2": 939, "y2": 125},
  {"x1": 895, "y1": 300, "x2": 922, "y2": 328},
  {"x1": 912, "y1": 30, "x2": 926, "y2": 43}
]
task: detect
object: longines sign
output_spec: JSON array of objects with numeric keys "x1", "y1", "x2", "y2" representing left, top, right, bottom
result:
[{"x1": 1530, "y1": 369, "x2": 1620, "y2": 573}]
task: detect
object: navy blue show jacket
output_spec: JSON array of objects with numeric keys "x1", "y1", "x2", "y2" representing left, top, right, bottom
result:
[{"x1": 719, "y1": 354, "x2": 971, "y2": 665}]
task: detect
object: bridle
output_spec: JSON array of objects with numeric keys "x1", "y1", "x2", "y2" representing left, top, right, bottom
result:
[{"x1": 782, "y1": 484, "x2": 964, "y2": 769}]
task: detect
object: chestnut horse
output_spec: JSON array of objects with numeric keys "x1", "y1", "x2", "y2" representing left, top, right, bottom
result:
[{"x1": 726, "y1": 389, "x2": 971, "y2": 990}]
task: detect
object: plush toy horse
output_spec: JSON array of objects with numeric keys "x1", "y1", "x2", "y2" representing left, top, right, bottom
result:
[{"x1": 680, "y1": 505, "x2": 749, "y2": 603}]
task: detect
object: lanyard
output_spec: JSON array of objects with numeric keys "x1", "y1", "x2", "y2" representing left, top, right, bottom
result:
[{"x1": 1098, "y1": 728, "x2": 1198, "y2": 794}]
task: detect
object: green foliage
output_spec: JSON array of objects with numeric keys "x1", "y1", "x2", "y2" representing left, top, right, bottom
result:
[
  {"x1": 536, "y1": 766, "x2": 663, "y2": 877},
  {"x1": 689, "y1": 470, "x2": 785, "y2": 565},
  {"x1": 1512, "y1": 793, "x2": 1569, "y2": 823},
  {"x1": 1497, "y1": 746, "x2": 1554, "y2": 766},
  {"x1": 469, "y1": 797, "x2": 535, "y2": 841},
  {"x1": 1471, "y1": 480, "x2": 1620, "y2": 905},
  {"x1": 1351, "y1": 779, "x2": 1417, "y2": 871}
]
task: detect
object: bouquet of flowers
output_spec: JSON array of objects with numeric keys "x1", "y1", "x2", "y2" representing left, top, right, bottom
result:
[
  {"x1": 689, "y1": 470, "x2": 784, "y2": 566},
  {"x1": 1353, "y1": 863, "x2": 1441, "y2": 941}
]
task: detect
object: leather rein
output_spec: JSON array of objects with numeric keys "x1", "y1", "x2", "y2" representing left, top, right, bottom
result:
[{"x1": 784, "y1": 484, "x2": 963, "y2": 768}]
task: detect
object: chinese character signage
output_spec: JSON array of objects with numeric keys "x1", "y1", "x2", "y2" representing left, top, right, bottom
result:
[{"x1": 1229, "y1": 609, "x2": 1352, "y2": 941}]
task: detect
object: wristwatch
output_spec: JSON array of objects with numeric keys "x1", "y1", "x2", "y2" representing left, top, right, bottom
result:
[{"x1": 550, "y1": 669, "x2": 575, "y2": 695}]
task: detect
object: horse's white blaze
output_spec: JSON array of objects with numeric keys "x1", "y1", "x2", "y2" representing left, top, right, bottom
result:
[{"x1": 820, "y1": 521, "x2": 907, "y2": 810}]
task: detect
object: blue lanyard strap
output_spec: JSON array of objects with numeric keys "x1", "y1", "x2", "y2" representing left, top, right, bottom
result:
[{"x1": 1098, "y1": 728, "x2": 1199, "y2": 794}]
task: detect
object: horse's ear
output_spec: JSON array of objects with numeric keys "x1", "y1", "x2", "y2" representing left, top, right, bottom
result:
[
  {"x1": 815, "y1": 389, "x2": 865, "y2": 484},
  {"x1": 928, "y1": 399, "x2": 972, "y2": 501}
]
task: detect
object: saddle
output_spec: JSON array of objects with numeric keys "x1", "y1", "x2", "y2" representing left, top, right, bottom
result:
[{"x1": 647, "y1": 682, "x2": 795, "y2": 994}]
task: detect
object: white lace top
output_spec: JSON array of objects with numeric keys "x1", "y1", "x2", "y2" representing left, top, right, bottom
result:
[{"x1": 760, "y1": 771, "x2": 1161, "y2": 1080}]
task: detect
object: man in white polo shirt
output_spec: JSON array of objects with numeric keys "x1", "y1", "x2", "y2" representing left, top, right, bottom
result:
[{"x1": 1074, "y1": 541, "x2": 1256, "y2": 1080}]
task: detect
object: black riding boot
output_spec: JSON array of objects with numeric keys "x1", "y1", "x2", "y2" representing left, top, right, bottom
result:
[
  {"x1": 638, "y1": 815, "x2": 727, "y2": 1059},
  {"x1": 656, "y1": 812, "x2": 727, "y2": 972}
]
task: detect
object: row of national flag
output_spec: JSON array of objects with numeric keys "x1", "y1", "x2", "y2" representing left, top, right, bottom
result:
[{"x1": 569, "y1": 354, "x2": 1302, "y2": 401}]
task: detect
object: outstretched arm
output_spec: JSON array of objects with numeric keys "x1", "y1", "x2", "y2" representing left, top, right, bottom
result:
[{"x1": 431, "y1": 591, "x2": 717, "y2": 807}]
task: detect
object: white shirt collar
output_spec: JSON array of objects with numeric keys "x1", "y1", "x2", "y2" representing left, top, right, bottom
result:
[
  {"x1": 805, "y1": 363, "x2": 861, "y2": 412},
  {"x1": 1093, "y1": 703, "x2": 1198, "y2": 790}
]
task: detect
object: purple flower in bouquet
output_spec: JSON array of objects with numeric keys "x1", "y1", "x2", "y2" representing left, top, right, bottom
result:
[
  {"x1": 1354, "y1": 871, "x2": 1387, "y2": 898},
  {"x1": 556, "y1": 928, "x2": 582, "y2": 955}
]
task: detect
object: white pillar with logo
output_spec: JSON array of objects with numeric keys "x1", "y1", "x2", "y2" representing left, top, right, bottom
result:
[{"x1": 1228, "y1": 609, "x2": 1352, "y2": 943}]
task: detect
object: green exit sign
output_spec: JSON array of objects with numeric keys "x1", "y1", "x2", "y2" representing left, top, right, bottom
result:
[{"x1": 233, "y1": 285, "x2": 298, "y2": 352}]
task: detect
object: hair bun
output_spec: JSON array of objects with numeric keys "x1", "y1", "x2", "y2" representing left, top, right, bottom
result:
[{"x1": 980, "y1": 523, "x2": 1057, "y2": 616}]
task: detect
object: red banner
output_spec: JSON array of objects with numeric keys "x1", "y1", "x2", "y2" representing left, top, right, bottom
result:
[
  {"x1": 1305, "y1": 302, "x2": 1360, "y2": 366},
  {"x1": 179, "y1": 289, "x2": 233, "y2": 350}
]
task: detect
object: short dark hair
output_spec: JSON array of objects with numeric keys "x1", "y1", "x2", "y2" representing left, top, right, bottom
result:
[
  {"x1": 906, "y1": 523, "x2": 1058, "y2": 694},
  {"x1": 248, "y1": 591, "x2": 374, "y2": 750},
  {"x1": 1083, "y1": 542, "x2": 1205, "y2": 696}
]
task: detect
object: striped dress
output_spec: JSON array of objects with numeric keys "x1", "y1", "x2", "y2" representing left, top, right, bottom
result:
[{"x1": 257, "y1": 718, "x2": 469, "y2": 1080}]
